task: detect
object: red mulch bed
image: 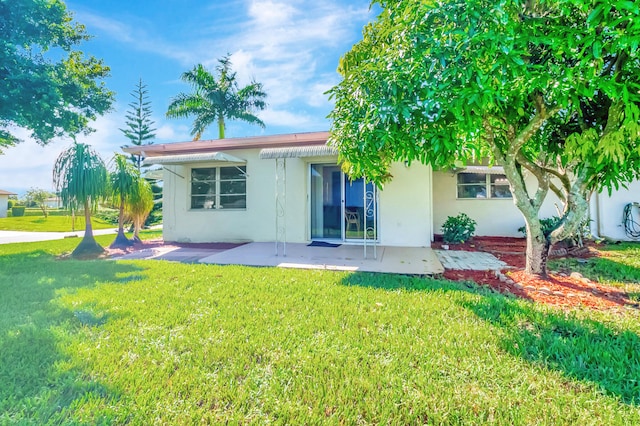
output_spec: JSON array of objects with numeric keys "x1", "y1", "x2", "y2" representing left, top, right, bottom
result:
[{"x1": 434, "y1": 236, "x2": 638, "y2": 312}]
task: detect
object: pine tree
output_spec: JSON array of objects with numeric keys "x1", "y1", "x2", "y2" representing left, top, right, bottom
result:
[{"x1": 120, "y1": 79, "x2": 156, "y2": 169}]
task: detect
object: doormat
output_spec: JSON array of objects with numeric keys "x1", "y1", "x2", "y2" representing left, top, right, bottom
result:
[{"x1": 308, "y1": 241, "x2": 342, "y2": 248}]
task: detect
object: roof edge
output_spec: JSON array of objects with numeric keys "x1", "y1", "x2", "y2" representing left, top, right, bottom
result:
[{"x1": 124, "y1": 130, "x2": 330, "y2": 157}]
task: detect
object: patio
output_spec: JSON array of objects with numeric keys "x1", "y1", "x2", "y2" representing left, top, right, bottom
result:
[{"x1": 198, "y1": 242, "x2": 445, "y2": 275}]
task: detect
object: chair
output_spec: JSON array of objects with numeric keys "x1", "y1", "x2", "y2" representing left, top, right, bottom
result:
[{"x1": 345, "y1": 209, "x2": 360, "y2": 233}]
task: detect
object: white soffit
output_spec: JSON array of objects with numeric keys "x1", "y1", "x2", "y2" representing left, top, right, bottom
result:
[
  {"x1": 143, "y1": 152, "x2": 246, "y2": 165},
  {"x1": 459, "y1": 165, "x2": 505, "y2": 174},
  {"x1": 259, "y1": 145, "x2": 337, "y2": 159}
]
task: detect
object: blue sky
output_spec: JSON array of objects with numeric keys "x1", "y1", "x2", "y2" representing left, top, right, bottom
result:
[{"x1": 0, "y1": 0, "x2": 377, "y2": 195}]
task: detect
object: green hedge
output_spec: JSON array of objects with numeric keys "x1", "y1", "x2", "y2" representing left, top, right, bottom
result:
[
  {"x1": 11, "y1": 206, "x2": 25, "y2": 217},
  {"x1": 7, "y1": 200, "x2": 15, "y2": 209},
  {"x1": 8, "y1": 208, "x2": 69, "y2": 217}
]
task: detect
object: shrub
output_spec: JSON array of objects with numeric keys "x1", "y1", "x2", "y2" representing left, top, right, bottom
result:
[
  {"x1": 7, "y1": 199, "x2": 15, "y2": 209},
  {"x1": 11, "y1": 206, "x2": 25, "y2": 217},
  {"x1": 518, "y1": 216, "x2": 592, "y2": 245},
  {"x1": 442, "y1": 213, "x2": 477, "y2": 243}
]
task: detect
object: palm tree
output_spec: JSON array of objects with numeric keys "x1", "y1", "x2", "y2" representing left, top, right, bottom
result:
[
  {"x1": 108, "y1": 153, "x2": 140, "y2": 248},
  {"x1": 166, "y1": 55, "x2": 267, "y2": 140},
  {"x1": 53, "y1": 142, "x2": 108, "y2": 257},
  {"x1": 125, "y1": 178, "x2": 154, "y2": 242}
]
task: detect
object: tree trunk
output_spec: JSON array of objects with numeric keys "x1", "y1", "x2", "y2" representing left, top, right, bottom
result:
[
  {"x1": 110, "y1": 195, "x2": 133, "y2": 248},
  {"x1": 524, "y1": 218, "x2": 551, "y2": 276},
  {"x1": 72, "y1": 200, "x2": 104, "y2": 257},
  {"x1": 218, "y1": 117, "x2": 225, "y2": 139}
]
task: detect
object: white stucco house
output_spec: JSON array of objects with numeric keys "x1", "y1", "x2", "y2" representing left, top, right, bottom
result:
[
  {"x1": 123, "y1": 131, "x2": 640, "y2": 247},
  {"x1": 0, "y1": 189, "x2": 16, "y2": 218}
]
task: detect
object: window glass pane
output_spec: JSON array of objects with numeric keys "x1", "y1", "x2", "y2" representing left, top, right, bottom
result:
[
  {"x1": 220, "y1": 180, "x2": 246, "y2": 195},
  {"x1": 191, "y1": 195, "x2": 215, "y2": 209},
  {"x1": 219, "y1": 195, "x2": 246, "y2": 209},
  {"x1": 220, "y1": 166, "x2": 245, "y2": 180},
  {"x1": 458, "y1": 185, "x2": 487, "y2": 198},
  {"x1": 192, "y1": 168, "x2": 216, "y2": 181},
  {"x1": 490, "y1": 174, "x2": 509, "y2": 185},
  {"x1": 457, "y1": 173, "x2": 485, "y2": 184},
  {"x1": 191, "y1": 181, "x2": 215, "y2": 196}
]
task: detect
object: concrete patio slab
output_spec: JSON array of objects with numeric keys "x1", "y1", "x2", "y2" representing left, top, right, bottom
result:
[
  {"x1": 198, "y1": 242, "x2": 445, "y2": 275},
  {"x1": 434, "y1": 249, "x2": 508, "y2": 271},
  {"x1": 112, "y1": 245, "x2": 231, "y2": 263}
]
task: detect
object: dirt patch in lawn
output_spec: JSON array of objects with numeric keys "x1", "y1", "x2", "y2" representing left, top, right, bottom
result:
[{"x1": 435, "y1": 236, "x2": 638, "y2": 312}]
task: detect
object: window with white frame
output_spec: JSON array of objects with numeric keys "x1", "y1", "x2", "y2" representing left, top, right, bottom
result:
[
  {"x1": 457, "y1": 172, "x2": 512, "y2": 199},
  {"x1": 191, "y1": 166, "x2": 246, "y2": 209}
]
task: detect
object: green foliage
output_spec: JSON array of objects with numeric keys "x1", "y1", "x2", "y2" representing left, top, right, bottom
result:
[
  {"x1": 124, "y1": 178, "x2": 154, "y2": 239},
  {"x1": 0, "y1": 0, "x2": 114, "y2": 150},
  {"x1": 11, "y1": 206, "x2": 25, "y2": 217},
  {"x1": 7, "y1": 199, "x2": 14, "y2": 209},
  {"x1": 0, "y1": 239, "x2": 639, "y2": 423},
  {"x1": 328, "y1": 0, "x2": 640, "y2": 274},
  {"x1": 120, "y1": 79, "x2": 156, "y2": 169},
  {"x1": 53, "y1": 142, "x2": 108, "y2": 212},
  {"x1": 166, "y1": 55, "x2": 267, "y2": 139},
  {"x1": 93, "y1": 209, "x2": 120, "y2": 225},
  {"x1": 442, "y1": 213, "x2": 477, "y2": 244},
  {"x1": 518, "y1": 216, "x2": 563, "y2": 238},
  {"x1": 25, "y1": 187, "x2": 55, "y2": 217},
  {"x1": 53, "y1": 142, "x2": 108, "y2": 256}
]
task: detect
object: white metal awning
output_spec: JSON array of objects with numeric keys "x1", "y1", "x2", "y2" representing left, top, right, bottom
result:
[
  {"x1": 259, "y1": 145, "x2": 337, "y2": 159},
  {"x1": 142, "y1": 169, "x2": 164, "y2": 180},
  {"x1": 458, "y1": 165, "x2": 505, "y2": 174},
  {"x1": 143, "y1": 152, "x2": 246, "y2": 165}
]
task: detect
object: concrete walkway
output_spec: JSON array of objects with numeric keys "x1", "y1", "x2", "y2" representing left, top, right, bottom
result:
[
  {"x1": 199, "y1": 242, "x2": 445, "y2": 275},
  {"x1": 434, "y1": 249, "x2": 508, "y2": 271},
  {"x1": 0, "y1": 228, "x2": 118, "y2": 245}
]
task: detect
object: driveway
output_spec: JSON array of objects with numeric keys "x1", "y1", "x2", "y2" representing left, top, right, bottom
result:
[{"x1": 0, "y1": 228, "x2": 118, "y2": 245}]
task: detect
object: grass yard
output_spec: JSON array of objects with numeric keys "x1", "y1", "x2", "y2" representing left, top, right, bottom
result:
[
  {"x1": 1, "y1": 238, "x2": 640, "y2": 424},
  {"x1": 550, "y1": 242, "x2": 640, "y2": 301},
  {"x1": 0, "y1": 215, "x2": 114, "y2": 232}
]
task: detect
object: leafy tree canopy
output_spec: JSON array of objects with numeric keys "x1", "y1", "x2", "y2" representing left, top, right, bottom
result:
[
  {"x1": 329, "y1": 0, "x2": 640, "y2": 189},
  {"x1": 166, "y1": 55, "x2": 267, "y2": 140},
  {"x1": 0, "y1": 0, "x2": 114, "y2": 151},
  {"x1": 329, "y1": 0, "x2": 640, "y2": 275}
]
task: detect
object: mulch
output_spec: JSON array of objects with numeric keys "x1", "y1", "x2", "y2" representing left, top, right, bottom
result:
[{"x1": 433, "y1": 236, "x2": 638, "y2": 312}]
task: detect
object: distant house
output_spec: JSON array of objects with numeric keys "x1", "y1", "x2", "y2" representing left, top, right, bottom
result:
[
  {"x1": 123, "y1": 131, "x2": 640, "y2": 246},
  {"x1": 0, "y1": 189, "x2": 17, "y2": 218},
  {"x1": 44, "y1": 196, "x2": 62, "y2": 209}
]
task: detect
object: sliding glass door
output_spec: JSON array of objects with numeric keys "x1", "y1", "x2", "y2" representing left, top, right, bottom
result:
[{"x1": 310, "y1": 164, "x2": 377, "y2": 241}]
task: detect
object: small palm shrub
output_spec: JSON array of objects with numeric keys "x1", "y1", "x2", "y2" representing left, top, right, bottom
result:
[{"x1": 442, "y1": 213, "x2": 477, "y2": 243}]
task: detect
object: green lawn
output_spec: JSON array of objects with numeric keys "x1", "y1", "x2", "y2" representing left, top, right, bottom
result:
[
  {"x1": 0, "y1": 215, "x2": 114, "y2": 232},
  {"x1": 550, "y1": 242, "x2": 640, "y2": 301},
  {"x1": 1, "y1": 237, "x2": 639, "y2": 424}
]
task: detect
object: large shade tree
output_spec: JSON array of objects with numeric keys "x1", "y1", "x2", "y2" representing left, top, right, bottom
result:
[
  {"x1": 329, "y1": 0, "x2": 640, "y2": 276},
  {"x1": 53, "y1": 142, "x2": 108, "y2": 257},
  {"x1": 166, "y1": 55, "x2": 267, "y2": 140},
  {"x1": 0, "y1": 0, "x2": 114, "y2": 151}
]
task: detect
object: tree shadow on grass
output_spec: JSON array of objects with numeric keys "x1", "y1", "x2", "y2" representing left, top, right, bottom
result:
[
  {"x1": 0, "y1": 250, "x2": 145, "y2": 423},
  {"x1": 550, "y1": 251, "x2": 640, "y2": 285},
  {"x1": 341, "y1": 271, "x2": 640, "y2": 405},
  {"x1": 462, "y1": 297, "x2": 640, "y2": 405}
]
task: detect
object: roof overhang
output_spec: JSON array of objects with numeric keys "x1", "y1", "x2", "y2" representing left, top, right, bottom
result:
[
  {"x1": 259, "y1": 145, "x2": 337, "y2": 159},
  {"x1": 143, "y1": 152, "x2": 246, "y2": 166},
  {"x1": 458, "y1": 165, "x2": 505, "y2": 174},
  {"x1": 124, "y1": 131, "x2": 330, "y2": 157}
]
